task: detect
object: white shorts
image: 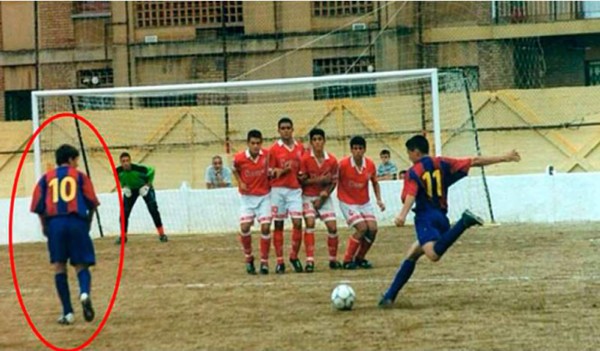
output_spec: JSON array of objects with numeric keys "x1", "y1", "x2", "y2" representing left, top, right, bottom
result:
[
  {"x1": 270, "y1": 187, "x2": 303, "y2": 220},
  {"x1": 339, "y1": 201, "x2": 376, "y2": 227},
  {"x1": 302, "y1": 195, "x2": 336, "y2": 222},
  {"x1": 240, "y1": 194, "x2": 272, "y2": 225}
]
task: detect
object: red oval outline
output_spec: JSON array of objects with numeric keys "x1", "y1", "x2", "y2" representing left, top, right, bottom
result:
[{"x1": 9, "y1": 112, "x2": 126, "y2": 351}]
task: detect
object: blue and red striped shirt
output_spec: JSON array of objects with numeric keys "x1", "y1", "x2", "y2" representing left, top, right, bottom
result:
[
  {"x1": 30, "y1": 166, "x2": 100, "y2": 219},
  {"x1": 402, "y1": 156, "x2": 472, "y2": 214}
]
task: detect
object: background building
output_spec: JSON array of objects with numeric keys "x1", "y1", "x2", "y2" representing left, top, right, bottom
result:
[{"x1": 2, "y1": 1, "x2": 600, "y2": 121}]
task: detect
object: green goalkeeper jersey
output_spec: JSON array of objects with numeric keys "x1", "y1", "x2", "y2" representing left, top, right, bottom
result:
[{"x1": 116, "y1": 163, "x2": 155, "y2": 190}]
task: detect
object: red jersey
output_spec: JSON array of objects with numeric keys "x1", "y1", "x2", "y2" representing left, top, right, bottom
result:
[
  {"x1": 268, "y1": 139, "x2": 304, "y2": 189},
  {"x1": 299, "y1": 150, "x2": 338, "y2": 197},
  {"x1": 337, "y1": 156, "x2": 377, "y2": 205},
  {"x1": 233, "y1": 148, "x2": 270, "y2": 196},
  {"x1": 402, "y1": 156, "x2": 471, "y2": 214},
  {"x1": 30, "y1": 166, "x2": 100, "y2": 219}
]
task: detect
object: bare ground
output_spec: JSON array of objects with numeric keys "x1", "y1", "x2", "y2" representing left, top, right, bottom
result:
[{"x1": 1, "y1": 223, "x2": 599, "y2": 351}]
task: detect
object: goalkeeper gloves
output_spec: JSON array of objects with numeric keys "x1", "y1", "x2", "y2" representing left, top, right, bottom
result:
[
  {"x1": 139, "y1": 184, "x2": 150, "y2": 197},
  {"x1": 122, "y1": 187, "x2": 132, "y2": 198}
]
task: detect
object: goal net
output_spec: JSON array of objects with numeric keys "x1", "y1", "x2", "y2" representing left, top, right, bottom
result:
[{"x1": 31, "y1": 69, "x2": 493, "y2": 235}]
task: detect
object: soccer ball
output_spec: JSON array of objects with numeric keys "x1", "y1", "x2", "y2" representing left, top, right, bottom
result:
[{"x1": 331, "y1": 284, "x2": 356, "y2": 311}]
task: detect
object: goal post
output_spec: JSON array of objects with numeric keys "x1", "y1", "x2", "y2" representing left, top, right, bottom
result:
[
  {"x1": 32, "y1": 68, "x2": 443, "y2": 178},
  {"x1": 31, "y1": 68, "x2": 494, "y2": 233}
]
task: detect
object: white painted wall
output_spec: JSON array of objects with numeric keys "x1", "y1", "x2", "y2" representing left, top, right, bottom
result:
[{"x1": 2, "y1": 173, "x2": 599, "y2": 245}]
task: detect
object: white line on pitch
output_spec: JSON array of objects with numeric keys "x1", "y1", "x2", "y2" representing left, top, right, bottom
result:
[
  {"x1": 142, "y1": 275, "x2": 600, "y2": 290},
  {"x1": 143, "y1": 277, "x2": 530, "y2": 289}
]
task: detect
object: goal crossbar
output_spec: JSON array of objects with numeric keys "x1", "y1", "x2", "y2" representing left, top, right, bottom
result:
[{"x1": 31, "y1": 68, "x2": 441, "y2": 180}]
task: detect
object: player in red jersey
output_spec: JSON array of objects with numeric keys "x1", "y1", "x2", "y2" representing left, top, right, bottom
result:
[
  {"x1": 298, "y1": 128, "x2": 341, "y2": 272},
  {"x1": 269, "y1": 117, "x2": 304, "y2": 274},
  {"x1": 30, "y1": 144, "x2": 99, "y2": 325},
  {"x1": 232, "y1": 129, "x2": 272, "y2": 275},
  {"x1": 337, "y1": 136, "x2": 385, "y2": 269},
  {"x1": 379, "y1": 135, "x2": 520, "y2": 307}
]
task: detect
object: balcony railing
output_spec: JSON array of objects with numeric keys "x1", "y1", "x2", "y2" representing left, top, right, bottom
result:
[
  {"x1": 425, "y1": 1, "x2": 600, "y2": 28},
  {"x1": 493, "y1": 1, "x2": 600, "y2": 24}
]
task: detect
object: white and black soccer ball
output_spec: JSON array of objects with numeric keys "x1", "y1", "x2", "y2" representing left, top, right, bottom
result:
[{"x1": 331, "y1": 283, "x2": 356, "y2": 311}]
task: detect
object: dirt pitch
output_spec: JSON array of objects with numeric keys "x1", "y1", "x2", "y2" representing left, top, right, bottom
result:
[{"x1": 1, "y1": 223, "x2": 599, "y2": 351}]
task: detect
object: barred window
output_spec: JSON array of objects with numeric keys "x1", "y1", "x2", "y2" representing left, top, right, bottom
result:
[
  {"x1": 76, "y1": 68, "x2": 115, "y2": 110},
  {"x1": 313, "y1": 57, "x2": 374, "y2": 76},
  {"x1": 135, "y1": 1, "x2": 243, "y2": 28},
  {"x1": 312, "y1": 1, "x2": 374, "y2": 17},
  {"x1": 77, "y1": 68, "x2": 114, "y2": 88},
  {"x1": 140, "y1": 95, "x2": 198, "y2": 108},
  {"x1": 313, "y1": 57, "x2": 376, "y2": 100}
]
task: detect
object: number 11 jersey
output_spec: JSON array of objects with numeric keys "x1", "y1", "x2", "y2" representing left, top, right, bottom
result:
[{"x1": 402, "y1": 156, "x2": 471, "y2": 214}]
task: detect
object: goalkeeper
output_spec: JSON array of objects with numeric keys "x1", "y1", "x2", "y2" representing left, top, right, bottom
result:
[{"x1": 115, "y1": 152, "x2": 168, "y2": 244}]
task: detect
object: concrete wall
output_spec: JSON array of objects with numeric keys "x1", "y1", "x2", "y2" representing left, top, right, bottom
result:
[{"x1": 3, "y1": 172, "x2": 599, "y2": 245}]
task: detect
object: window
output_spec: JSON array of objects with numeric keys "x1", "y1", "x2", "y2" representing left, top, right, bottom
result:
[
  {"x1": 77, "y1": 68, "x2": 114, "y2": 88},
  {"x1": 583, "y1": 1, "x2": 600, "y2": 18},
  {"x1": 72, "y1": 1, "x2": 111, "y2": 17},
  {"x1": 76, "y1": 68, "x2": 115, "y2": 110},
  {"x1": 312, "y1": 1, "x2": 374, "y2": 17},
  {"x1": 439, "y1": 66, "x2": 480, "y2": 92},
  {"x1": 313, "y1": 57, "x2": 376, "y2": 100},
  {"x1": 135, "y1": 1, "x2": 243, "y2": 28},
  {"x1": 140, "y1": 95, "x2": 199, "y2": 108},
  {"x1": 586, "y1": 61, "x2": 600, "y2": 86},
  {"x1": 5, "y1": 91, "x2": 33, "y2": 121}
]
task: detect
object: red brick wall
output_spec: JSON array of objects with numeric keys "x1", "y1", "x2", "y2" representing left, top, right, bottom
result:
[
  {"x1": 38, "y1": 2, "x2": 75, "y2": 49},
  {"x1": 41, "y1": 63, "x2": 76, "y2": 90}
]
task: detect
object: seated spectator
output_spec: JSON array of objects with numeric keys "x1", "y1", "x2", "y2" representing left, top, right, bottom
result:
[
  {"x1": 205, "y1": 155, "x2": 232, "y2": 189},
  {"x1": 377, "y1": 149, "x2": 399, "y2": 181}
]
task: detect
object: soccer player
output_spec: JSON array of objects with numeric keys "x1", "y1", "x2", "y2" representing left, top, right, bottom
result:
[
  {"x1": 232, "y1": 129, "x2": 272, "y2": 275},
  {"x1": 337, "y1": 136, "x2": 385, "y2": 269},
  {"x1": 115, "y1": 152, "x2": 168, "y2": 244},
  {"x1": 30, "y1": 144, "x2": 99, "y2": 325},
  {"x1": 298, "y1": 128, "x2": 341, "y2": 272},
  {"x1": 379, "y1": 135, "x2": 521, "y2": 307},
  {"x1": 269, "y1": 117, "x2": 304, "y2": 274}
]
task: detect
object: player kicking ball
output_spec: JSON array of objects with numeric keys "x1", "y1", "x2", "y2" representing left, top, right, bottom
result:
[
  {"x1": 337, "y1": 136, "x2": 385, "y2": 269},
  {"x1": 232, "y1": 130, "x2": 272, "y2": 275},
  {"x1": 298, "y1": 128, "x2": 341, "y2": 272},
  {"x1": 30, "y1": 144, "x2": 99, "y2": 325},
  {"x1": 379, "y1": 135, "x2": 520, "y2": 307},
  {"x1": 115, "y1": 152, "x2": 168, "y2": 244}
]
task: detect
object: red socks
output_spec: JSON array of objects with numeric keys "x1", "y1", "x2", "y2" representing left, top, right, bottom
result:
[
  {"x1": 327, "y1": 232, "x2": 339, "y2": 262},
  {"x1": 273, "y1": 229, "x2": 284, "y2": 264},
  {"x1": 343, "y1": 236, "x2": 361, "y2": 263},
  {"x1": 355, "y1": 232, "x2": 377, "y2": 261},
  {"x1": 304, "y1": 228, "x2": 315, "y2": 262},
  {"x1": 260, "y1": 234, "x2": 271, "y2": 264},
  {"x1": 289, "y1": 228, "x2": 303, "y2": 260},
  {"x1": 239, "y1": 232, "x2": 253, "y2": 263}
]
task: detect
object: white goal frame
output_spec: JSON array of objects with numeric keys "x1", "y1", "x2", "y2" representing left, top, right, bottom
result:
[{"x1": 31, "y1": 68, "x2": 442, "y2": 180}]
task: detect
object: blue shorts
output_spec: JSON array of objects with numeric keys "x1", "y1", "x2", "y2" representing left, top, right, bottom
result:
[
  {"x1": 46, "y1": 215, "x2": 96, "y2": 266},
  {"x1": 414, "y1": 210, "x2": 450, "y2": 246}
]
